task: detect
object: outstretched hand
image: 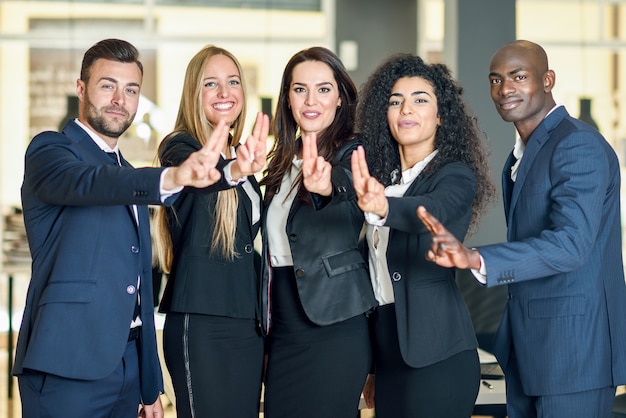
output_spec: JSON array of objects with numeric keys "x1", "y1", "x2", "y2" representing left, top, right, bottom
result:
[
  {"x1": 416, "y1": 206, "x2": 481, "y2": 270},
  {"x1": 232, "y1": 112, "x2": 270, "y2": 179},
  {"x1": 163, "y1": 119, "x2": 229, "y2": 190},
  {"x1": 301, "y1": 132, "x2": 332, "y2": 196},
  {"x1": 350, "y1": 146, "x2": 388, "y2": 217}
]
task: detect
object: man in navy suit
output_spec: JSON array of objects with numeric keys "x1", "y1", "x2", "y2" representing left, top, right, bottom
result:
[
  {"x1": 13, "y1": 38, "x2": 230, "y2": 418},
  {"x1": 417, "y1": 40, "x2": 626, "y2": 417}
]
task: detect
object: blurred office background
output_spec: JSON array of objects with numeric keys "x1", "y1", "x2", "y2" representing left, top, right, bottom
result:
[{"x1": 1, "y1": 0, "x2": 626, "y2": 414}]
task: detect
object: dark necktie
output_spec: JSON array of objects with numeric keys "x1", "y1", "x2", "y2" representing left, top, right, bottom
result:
[
  {"x1": 106, "y1": 151, "x2": 120, "y2": 166},
  {"x1": 105, "y1": 150, "x2": 141, "y2": 323}
]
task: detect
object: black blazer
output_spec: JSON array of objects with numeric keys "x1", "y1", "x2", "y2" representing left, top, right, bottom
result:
[
  {"x1": 260, "y1": 140, "x2": 377, "y2": 332},
  {"x1": 158, "y1": 133, "x2": 261, "y2": 320},
  {"x1": 383, "y1": 161, "x2": 478, "y2": 368}
]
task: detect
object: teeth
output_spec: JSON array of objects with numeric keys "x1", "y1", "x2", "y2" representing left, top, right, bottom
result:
[{"x1": 214, "y1": 103, "x2": 233, "y2": 110}]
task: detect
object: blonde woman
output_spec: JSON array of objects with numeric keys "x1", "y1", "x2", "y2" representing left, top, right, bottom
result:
[{"x1": 153, "y1": 45, "x2": 269, "y2": 418}]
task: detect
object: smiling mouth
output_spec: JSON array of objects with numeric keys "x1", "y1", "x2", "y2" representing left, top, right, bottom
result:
[{"x1": 213, "y1": 102, "x2": 234, "y2": 110}]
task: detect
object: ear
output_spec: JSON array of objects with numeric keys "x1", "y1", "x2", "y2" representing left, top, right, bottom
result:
[
  {"x1": 76, "y1": 79, "x2": 85, "y2": 100},
  {"x1": 543, "y1": 69, "x2": 556, "y2": 93},
  {"x1": 337, "y1": 98, "x2": 342, "y2": 108}
]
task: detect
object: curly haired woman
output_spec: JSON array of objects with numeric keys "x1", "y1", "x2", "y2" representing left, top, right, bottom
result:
[{"x1": 352, "y1": 53, "x2": 496, "y2": 418}]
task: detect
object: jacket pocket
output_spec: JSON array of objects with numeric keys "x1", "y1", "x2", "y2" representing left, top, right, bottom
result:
[
  {"x1": 39, "y1": 281, "x2": 96, "y2": 305},
  {"x1": 527, "y1": 295, "x2": 585, "y2": 318},
  {"x1": 322, "y1": 249, "x2": 366, "y2": 277}
]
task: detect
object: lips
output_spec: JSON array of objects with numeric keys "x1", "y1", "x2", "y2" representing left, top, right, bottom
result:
[
  {"x1": 398, "y1": 120, "x2": 418, "y2": 128},
  {"x1": 302, "y1": 111, "x2": 320, "y2": 119},
  {"x1": 498, "y1": 99, "x2": 521, "y2": 110},
  {"x1": 213, "y1": 102, "x2": 235, "y2": 110}
]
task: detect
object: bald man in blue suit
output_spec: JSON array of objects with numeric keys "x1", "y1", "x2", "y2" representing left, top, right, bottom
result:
[
  {"x1": 13, "y1": 38, "x2": 230, "y2": 418},
  {"x1": 417, "y1": 40, "x2": 626, "y2": 418}
]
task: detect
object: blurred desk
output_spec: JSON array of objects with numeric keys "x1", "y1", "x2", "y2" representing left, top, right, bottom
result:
[
  {"x1": 474, "y1": 348, "x2": 507, "y2": 417},
  {"x1": 1, "y1": 262, "x2": 30, "y2": 399}
]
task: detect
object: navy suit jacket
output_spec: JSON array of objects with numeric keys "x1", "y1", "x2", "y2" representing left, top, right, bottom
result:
[
  {"x1": 14, "y1": 120, "x2": 166, "y2": 404},
  {"x1": 480, "y1": 106, "x2": 626, "y2": 396}
]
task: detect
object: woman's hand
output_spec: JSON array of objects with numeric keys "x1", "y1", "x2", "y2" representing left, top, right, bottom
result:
[
  {"x1": 301, "y1": 132, "x2": 332, "y2": 196},
  {"x1": 351, "y1": 146, "x2": 388, "y2": 217},
  {"x1": 231, "y1": 112, "x2": 270, "y2": 179}
]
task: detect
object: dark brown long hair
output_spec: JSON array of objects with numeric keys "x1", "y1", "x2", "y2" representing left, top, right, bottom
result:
[{"x1": 260, "y1": 46, "x2": 357, "y2": 202}]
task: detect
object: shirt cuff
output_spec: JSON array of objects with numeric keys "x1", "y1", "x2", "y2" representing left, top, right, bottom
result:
[
  {"x1": 470, "y1": 251, "x2": 487, "y2": 285},
  {"x1": 159, "y1": 168, "x2": 183, "y2": 203},
  {"x1": 223, "y1": 160, "x2": 247, "y2": 186},
  {"x1": 364, "y1": 211, "x2": 386, "y2": 226}
]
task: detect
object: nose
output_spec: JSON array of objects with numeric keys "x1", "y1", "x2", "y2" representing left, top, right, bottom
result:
[
  {"x1": 111, "y1": 88, "x2": 124, "y2": 105},
  {"x1": 217, "y1": 84, "x2": 229, "y2": 98},
  {"x1": 400, "y1": 101, "x2": 412, "y2": 115},
  {"x1": 304, "y1": 91, "x2": 316, "y2": 106},
  {"x1": 499, "y1": 78, "x2": 515, "y2": 96}
]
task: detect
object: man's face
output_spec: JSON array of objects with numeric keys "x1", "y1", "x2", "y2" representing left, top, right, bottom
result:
[
  {"x1": 76, "y1": 58, "x2": 142, "y2": 145},
  {"x1": 488, "y1": 47, "x2": 550, "y2": 130}
]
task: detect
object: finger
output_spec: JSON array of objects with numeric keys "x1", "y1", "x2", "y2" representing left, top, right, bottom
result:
[
  {"x1": 355, "y1": 146, "x2": 371, "y2": 179},
  {"x1": 417, "y1": 206, "x2": 440, "y2": 234},
  {"x1": 202, "y1": 120, "x2": 229, "y2": 154}
]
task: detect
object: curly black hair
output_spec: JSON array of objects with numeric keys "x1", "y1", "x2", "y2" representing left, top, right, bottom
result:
[{"x1": 356, "y1": 53, "x2": 495, "y2": 232}]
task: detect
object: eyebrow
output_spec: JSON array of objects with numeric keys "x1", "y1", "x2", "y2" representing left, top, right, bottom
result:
[
  {"x1": 390, "y1": 90, "x2": 432, "y2": 98},
  {"x1": 293, "y1": 81, "x2": 334, "y2": 87},
  {"x1": 97, "y1": 77, "x2": 140, "y2": 88},
  {"x1": 203, "y1": 74, "x2": 241, "y2": 80},
  {"x1": 489, "y1": 67, "x2": 525, "y2": 78}
]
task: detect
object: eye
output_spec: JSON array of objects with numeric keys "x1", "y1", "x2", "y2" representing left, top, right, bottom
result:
[
  {"x1": 126, "y1": 87, "x2": 139, "y2": 95},
  {"x1": 514, "y1": 75, "x2": 527, "y2": 81},
  {"x1": 319, "y1": 87, "x2": 331, "y2": 93},
  {"x1": 388, "y1": 99, "x2": 401, "y2": 107},
  {"x1": 204, "y1": 81, "x2": 217, "y2": 88},
  {"x1": 293, "y1": 87, "x2": 306, "y2": 94},
  {"x1": 228, "y1": 79, "x2": 240, "y2": 86},
  {"x1": 490, "y1": 78, "x2": 501, "y2": 85},
  {"x1": 414, "y1": 97, "x2": 428, "y2": 104}
]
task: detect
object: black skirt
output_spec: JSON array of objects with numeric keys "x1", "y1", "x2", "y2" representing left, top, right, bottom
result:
[{"x1": 263, "y1": 266, "x2": 372, "y2": 418}]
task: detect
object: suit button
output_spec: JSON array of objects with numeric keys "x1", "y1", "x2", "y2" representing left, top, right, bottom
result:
[
  {"x1": 244, "y1": 244, "x2": 253, "y2": 254},
  {"x1": 288, "y1": 233, "x2": 297, "y2": 242},
  {"x1": 295, "y1": 268, "x2": 305, "y2": 278},
  {"x1": 127, "y1": 285, "x2": 136, "y2": 295},
  {"x1": 392, "y1": 272, "x2": 402, "y2": 281},
  {"x1": 131, "y1": 246, "x2": 139, "y2": 254}
]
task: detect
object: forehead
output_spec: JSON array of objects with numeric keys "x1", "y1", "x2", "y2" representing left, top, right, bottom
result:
[
  {"x1": 204, "y1": 54, "x2": 239, "y2": 75},
  {"x1": 489, "y1": 47, "x2": 536, "y2": 74},
  {"x1": 391, "y1": 76, "x2": 434, "y2": 93},
  {"x1": 88, "y1": 58, "x2": 142, "y2": 85},
  {"x1": 291, "y1": 60, "x2": 335, "y2": 83}
]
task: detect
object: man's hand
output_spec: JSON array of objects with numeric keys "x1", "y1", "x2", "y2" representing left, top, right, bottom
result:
[
  {"x1": 416, "y1": 206, "x2": 481, "y2": 269},
  {"x1": 138, "y1": 396, "x2": 164, "y2": 418},
  {"x1": 162, "y1": 120, "x2": 229, "y2": 189},
  {"x1": 231, "y1": 112, "x2": 270, "y2": 180},
  {"x1": 350, "y1": 146, "x2": 388, "y2": 217},
  {"x1": 302, "y1": 132, "x2": 332, "y2": 196}
]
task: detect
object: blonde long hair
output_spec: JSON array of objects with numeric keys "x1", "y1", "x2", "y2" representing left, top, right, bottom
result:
[{"x1": 153, "y1": 45, "x2": 247, "y2": 273}]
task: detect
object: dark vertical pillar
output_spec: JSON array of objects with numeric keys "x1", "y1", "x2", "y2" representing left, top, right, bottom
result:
[
  {"x1": 335, "y1": 0, "x2": 417, "y2": 87},
  {"x1": 444, "y1": 0, "x2": 516, "y2": 345}
]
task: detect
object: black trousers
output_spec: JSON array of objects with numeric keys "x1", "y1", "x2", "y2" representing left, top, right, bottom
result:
[
  {"x1": 371, "y1": 304, "x2": 480, "y2": 418},
  {"x1": 263, "y1": 266, "x2": 371, "y2": 418}
]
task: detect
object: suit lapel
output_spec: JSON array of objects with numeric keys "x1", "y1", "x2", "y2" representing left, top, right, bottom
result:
[
  {"x1": 506, "y1": 106, "x2": 567, "y2": 228},
  {"x1": 118, "y1": 150, "x2": 140, "y2": 229}
]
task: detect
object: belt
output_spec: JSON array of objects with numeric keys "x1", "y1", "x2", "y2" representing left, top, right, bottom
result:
[{"x1": 128, "y1": 326, "x2": 141, "y2": 341}]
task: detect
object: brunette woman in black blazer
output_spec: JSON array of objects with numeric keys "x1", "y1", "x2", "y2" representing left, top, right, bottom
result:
[
  {"x1": 352, "y1": 54, "x2": 496, "y2": 417},
  {"x1": 153, "y1": 45, "x2": 269, "y2": 418},
  {"x1": 260, "y1": 47, "x2": 377, "y2": 418}
]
